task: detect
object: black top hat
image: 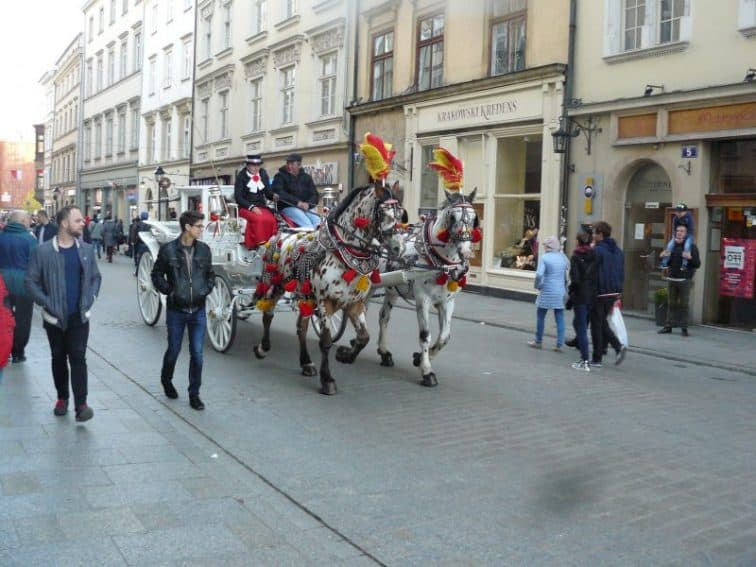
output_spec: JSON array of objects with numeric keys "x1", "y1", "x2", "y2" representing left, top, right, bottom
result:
[
  {"x1": 676, "y1": 202, "x2": 688, "y2": 211},
  {"x1": 285, "y1": 153, "x2": 303, "y2": 163},
  {"x1": 245, "y1": 154, "x2": 263, "y2": 165}
]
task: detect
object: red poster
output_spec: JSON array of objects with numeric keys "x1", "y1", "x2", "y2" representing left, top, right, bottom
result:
[{"x1": 719, "y1": 238, "x2": 756, "y2": 299}]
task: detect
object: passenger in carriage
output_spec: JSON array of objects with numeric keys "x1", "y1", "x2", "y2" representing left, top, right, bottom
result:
[
  {"x1": 271, "y1": 153, "x2": 320, "y2": 229},
  {"x1": 234, "y1": 154, "x2": 278, "y2": 248}
]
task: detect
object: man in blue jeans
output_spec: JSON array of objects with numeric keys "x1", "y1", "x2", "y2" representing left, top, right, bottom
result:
[
  {"x1": 271, "y1": 153, "x2": 320, "y2": 228},
  {"x1": 151, "y1": 210, "x2": 216, "y2": 410}
]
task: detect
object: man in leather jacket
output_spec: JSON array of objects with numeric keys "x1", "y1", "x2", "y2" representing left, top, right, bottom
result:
[
  {"x1": 271, "y1": 153, "x2": 320, "y2": 228},
  {"x1": 151, "y1": 210, "x2": 215, "y2": 410}
]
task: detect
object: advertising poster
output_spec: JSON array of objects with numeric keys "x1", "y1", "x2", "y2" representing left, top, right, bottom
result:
[{"x1": 720, "y1": 238, "x2": 756, "y2": 299}]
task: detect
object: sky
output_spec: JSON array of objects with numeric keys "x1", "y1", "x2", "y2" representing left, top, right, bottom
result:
[{"x1": 0, "y1": 0, "x2": 83, "y2": 142}]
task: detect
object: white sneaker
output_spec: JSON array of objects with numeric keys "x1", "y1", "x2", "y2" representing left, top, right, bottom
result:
[{"x1": 571, "y1": 360, "x2": 591, "y2": 372}]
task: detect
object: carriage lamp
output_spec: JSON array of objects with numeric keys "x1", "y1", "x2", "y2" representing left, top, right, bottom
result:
[{"x1": 551, "y1": 115, "x2": 602, "y2": 155}]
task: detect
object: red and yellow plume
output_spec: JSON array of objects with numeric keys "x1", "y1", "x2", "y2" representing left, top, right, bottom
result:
[
  {"x1": 359, "y1": 132, "x2": 395, "y2": 181},
  {"x1": 428, "y1": 147, "x2": 463, "y2": 191}
]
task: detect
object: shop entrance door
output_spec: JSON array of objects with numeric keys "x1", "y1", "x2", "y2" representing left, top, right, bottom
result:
[{"x1": 622, "y1": 163, "x2": 673, "y2": 314}]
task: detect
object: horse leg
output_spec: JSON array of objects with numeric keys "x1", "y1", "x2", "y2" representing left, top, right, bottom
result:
[
  {"x1": 335, "y1": 303, "x2": 370, "y2": 364},
  {"x1": 377, "y1": 289, "x2": 397, "y2": 367},
  {"x1": 318, "y1": 319, "x2": 337, "y2": 395},
  {"x1": 429, "y1": 297, "x2": 455, "y2": 360},
  {"x1": 254, "y1": 311, "x2": 274, "y2": 359},
  {"x1": 412, "y1": 297, "x2": 437, "y2": 387},
  {"x1": 297, "y1": 314, "x2": 317, "y2": 377}
]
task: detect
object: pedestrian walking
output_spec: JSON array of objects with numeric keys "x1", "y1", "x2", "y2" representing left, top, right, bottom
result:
[
  {"x1": 567, "y1": 229, "x2": 598, "y2": 372},
  {"x1": 271, "y1": 153, "x2": 320, "y2": 228},
  {"x1": 115, "y1": 219, "x2": 125, "y2": 252},
  {"x1": 25, "y1": 206, "x2": 102, "y2": 421},
  {"x1": 90, "y1": 217, "x2": 104, "y2": 259},
  {"x1": 33, "y1": 210, "x2": 57, "y2": 243},
  {"x1": 590, "y1": 221, "x2": 627, "y2": 367},
  {"x1": 151, "y1": 210, "x2": 215, "y2": 410},
  {"x1": 658, "y1": 225, "x2": 701, "y2": 336},
  {"x1": 102, "y1": 215, "x2": 116, "y2": 262},
  {"x1": 131, "y1": 212, "x2": 150, "y2": 275},
  {"x1": 0, "y1": 210, "x2": 37, "y2": 363},
  {"x1": 528, "y1": 235, "x2": 569, "y2": 352}
]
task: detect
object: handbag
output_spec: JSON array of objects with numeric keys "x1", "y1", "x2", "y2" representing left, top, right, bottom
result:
[{"x1": 608, "y1": 300, "x2": 628, "y2": 347}]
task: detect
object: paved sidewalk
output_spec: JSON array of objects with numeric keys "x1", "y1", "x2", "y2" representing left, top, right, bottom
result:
[
  {"x1": 0, "y1": 325, "x2": 378, "y2": 566},
  {"x1": 436, "y1": 291, "x2": 756, "y2": 376}
]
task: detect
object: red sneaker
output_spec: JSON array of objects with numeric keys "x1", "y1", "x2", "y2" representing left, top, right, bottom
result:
[{"x1": 54, "y1": 399, "x2": 68, "y2": 417}]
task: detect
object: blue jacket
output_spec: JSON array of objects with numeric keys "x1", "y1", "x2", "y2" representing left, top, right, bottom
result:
[
  {"x1": 0, "y1": 222, "x2": 37, "y2": 296},
  {"x1": 594, "y1": 238, "x2": 624, "y2": 296},
  {"x1": 672, "y1": 212, "x2": 694, "y2": 237},
  {"x1": 534, "y1": 251, "x2": 569, "y2": 309},
  {"x1": 34, "y1": 222, "x2": 57, "y2": 243}
]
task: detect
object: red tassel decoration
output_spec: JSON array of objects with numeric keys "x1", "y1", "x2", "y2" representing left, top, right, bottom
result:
[
  {"x1": 342, "y1": 269, "x2": 357, "y2": 283},
  {"x1": 436, "y1": 273, "x2": 449, "y2": 285},
  {"x1": 299, "y1": 301, "x2": 315, "y2": 317},
  {"x1": 353, "y1": 216, "x2": 370, "y2": 229},
  {"x1": 255, "y1": 282, "x2": 269, "y2": 297},
  {"x1": 265, "y1": 263, "x2": 278, "y2": 273},
  {"x1": 459, "y1": 275, "x2": 467, "y2": 288},
  {"x1": 271, "y1": 273, "x2": 284, "y2": 286},
  {"x1": 370, "y1": 269, "x2": 382, "y2": 284},
  {"x1": 284, "y1": 280, "x2": 297, "y2": 292},
  {"x1": 437, "y1": 229, "x2": 450, "y2": 243},
  {"x1": 301, "y1": 280, "x2": 312, "y2": 295},
  {"x1": 299, "y1": 245, "x2": 306, "y2": 253},
  {"x1": 276, "y1": 240, "x2": 283, "y2": 248},
  {"x1": 471, "y1": 227, "x2": 482, "y2": 243},
  {"x1": 210, "y1": 213, "x2": 219, "y2": 221}
]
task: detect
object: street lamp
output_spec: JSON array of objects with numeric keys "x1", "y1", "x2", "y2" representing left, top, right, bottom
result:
[{"x1": 551, "y1": 115, "x2": 602, "y2": 156}]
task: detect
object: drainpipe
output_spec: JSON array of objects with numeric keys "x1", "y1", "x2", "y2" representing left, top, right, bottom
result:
[
  {"x1": 347, "y1": 0, "x2": 360, "y2": 192},
  {"x1": 188, "y1": 0, "x2": 199, "y2": 185},
  {"x1": 559, "y1": 0, "x2": 577, "y2": 245}
]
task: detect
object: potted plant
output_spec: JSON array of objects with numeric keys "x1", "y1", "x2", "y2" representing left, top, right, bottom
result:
[{"x1": 654, "y1": 286, "x2": 668, "y2": 327}]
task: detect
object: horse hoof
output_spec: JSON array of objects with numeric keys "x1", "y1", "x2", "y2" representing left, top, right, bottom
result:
[
  {"x1": 335, "y1": 346, "x2": 354, "y2": 364},
  {"x1": 379, "y1": 351, "x2": 394, "y2": 367},
  {"x1": 421, "y1": 373, "x2": 438, "y2": 387},
  {"x1": 301, "y1": 364, "x2": 317, "y2": 377},
  {"x1": 254, "y1": 345, "x2": 266, "y2": 359},
  {"x1": 412, "y1": 352, "x2": 421, "y2": 367},
  {"x1": 320, "y1": 381, "x2": 337, "y2": 395}
]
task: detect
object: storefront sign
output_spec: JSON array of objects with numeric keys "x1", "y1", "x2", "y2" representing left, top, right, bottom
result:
[
  {"x1": 681, "y1": 145, "x2": 698, "y2": 158},
  {"x1": 617, "y1": 113, "x2": 657, "y2": 139},
  {"x1": 720, "y1": 238, "x2": 756, "y2": 299},
  {"x1": 669, "y1": 102, "x2": 756, "y2": 135},
  {"x1": 645, "y1": 201, "x2": 660, "y2": 208}
]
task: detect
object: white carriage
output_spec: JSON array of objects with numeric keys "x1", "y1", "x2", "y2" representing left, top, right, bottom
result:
[{"x1": 135, "y1": 184, "x2": 347, "y2": 352}]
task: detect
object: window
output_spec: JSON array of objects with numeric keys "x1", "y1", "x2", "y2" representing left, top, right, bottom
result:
[
  {"x1": 88, "y1": 16, "x2": 94, "y2": 41},
  {"x1": 371, "y1": 30, "x2": 393, "y2": 101},
  {"x1": 659, "y1": 0, "x2": 685, "y2": 43},
  {"x1": 131, "y1": 107, "x2": 139, "y2": 149},
  {"x1": 107, "y1": 46, "x2": 115, "y2": 86},
  {"x1": 203, "y1": 14, "x2": 212, "y2": 59},
  {"x1": 249, "y1": 78, "x2": 262, "y2": 132},
  {"x1": 148, "y1": 57, "x2": 156, "y2": 94},
  {"x1": 416, "y1": 14, "x2": 444, "y2": 90},
  {"x1": 623, "y1": 0, "x2": 645, "y2": 50},
  {"x1": 319, "y1": 53, "x2": 337, "y2": 116},
  {"x1": 490, "y1": 1, "x2": 526, "y2": 75},
  {"x1": 134, "y1": 31, "x2": 143, "y2": 71},
  {"x1": 110, "y1": 0, "x2": 116, "y2": 23},
  {"x1": 95, "y1": 120, "x2": 102, "y2": 158},
  {"x1": 606, "y1": 0, "x2": 690, "y2": 56},
  {"x1": 164, "y1": 48, "x2": 173, "y2": 87},
  {"x1": 166, "y1": 0, "x2": 173, "y2": 22},
  {"x1": 98, "y1": 7, "x2": 104, "y2": 33},
  {"x1": 96, "y1": 54, "x2": 103, "y2": 91},
  {"x1": 86, "y1": 60, "x2": 93, "y2": 96},
  {"x1": 122, "y1": 0, "x2": 128, "y2": 14},
  {"x1": 200, "y1": 98, "x2": 209, "y2": 143},
  {"x1": 283, "y1": 0, "x2": 297, "y2": 19},
  {"x1": 219, "y1": 91, "x2": 229, "y2": 139},
  {"x1": 162, "y1": 116, "x2": 172, "y2": 160},
  {"x1": 105, "y1": 115, "x2": 114, "y2": 156},
  {"x1": 152, "y1": 3, "x2": 159, "y2": 33},
  {"x1": 185, "y1": 0, "x2": 192, "y2": 9},
  {"x1": 182, "y1": 38, "x2": 192, "y2": 79},
  {"x1": 251, "y1": 0, "x2": 267, "y2": 35},
  {"x1": 120, "y1": 39, "x2": 128, "y2": 79},
  {"x1": 222, "y1": 3, "x2": 232, "y2": 49},
  {"x1": 117, "y1": 109, "x2": 126, "y2": 153},
  {"x1": 280, "y1": 66, "x2": 295, "y2": 124},
  {"x1": 147, "y1": 123, "x2": 156, "y2": 163},
  {"x1": 181, "y1": 114, "x2": 190, "y2": 158}
]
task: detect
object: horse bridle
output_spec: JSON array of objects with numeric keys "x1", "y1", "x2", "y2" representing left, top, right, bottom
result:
[{"x1": 441, "y1": 202, "x2": 478, "y2": 243}]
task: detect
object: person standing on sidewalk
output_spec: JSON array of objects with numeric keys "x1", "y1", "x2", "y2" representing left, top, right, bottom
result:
[
  {"x1": 33, "y1": 210, "x2": 57, "y2": 243},
  {"x1": 102, "y1": 215, "x2": 116, "y2": 263},
  {"x1": 590, "y1": 221, "x2": 627, "y2": 367},
  {"x1": 658, "y1": 225, "x2": 701, "y2": 337},
  {"x1": 151, "y1": 210, "x2": 215, "y2": 410},
  {"x1": 26, "y1": 206, "x2": 101, "y2": 422},
  {"x1": 567, "y1": 230, "x2": 598, "y2": 372},
  {"x1": 90, "y1": 216, "x2": 104, "y2": 259},
  {"x1": 0, "y1": 210, "x2": 37, "y2": 363},
  {"x1": 528, "y1": 236, "x2": 569, "y2": 352}
]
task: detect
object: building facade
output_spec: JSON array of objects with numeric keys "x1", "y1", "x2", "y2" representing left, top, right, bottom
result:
[
  {"x1": 80, "y1": 0, "x2": 143, "y2": 221},
  {"x1": 138, "y1": 0, "x2": 196, "y2": 220},
  {"x1": 0, "y1": 142, "x2": 37, "y2": 210},
  {"x1": 190, "y1": 0, "x2": 354, "y2": 197},
  {"x1": 568, "y1": 0, "x2": 756, "y2": 329},
  {"x1": 349, "y1": 0, "x2": 569, "y2": 295},
  {"x1": 51, "y1": 34, "x2": 84, "y2": 214},
  {"x1": 38, "y1": 69, "x2": 56, "y2": 214}
]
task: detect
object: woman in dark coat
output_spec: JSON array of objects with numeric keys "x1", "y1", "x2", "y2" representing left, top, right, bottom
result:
[
  {"x1": 567, "y1": 230, "x2": 598, "y2": 371},
  {"x1": 102, "y1": 216, "x2": 116, "y2": 263},
  {"x1": 234, "y1": 154, "x2": 277, "y2": 248}
]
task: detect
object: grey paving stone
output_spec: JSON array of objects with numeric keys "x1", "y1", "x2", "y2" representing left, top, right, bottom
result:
[
  {"x1": 102, "y1": 461, "x2": 206, "y2": 485},
  {"x1": 284, "y1": 526, "x2": 365, "y2": 562},
  {"x1": 84, "y1": 480, "x2": 193, "y2": 508},
  {"x1": 0, "y1": 536, "x2": 127, "y2": 567},
  {"x1": 0, "y1": 441, "x2": 26, "y2": 463},
  {"x1": 118, "y1": 444, "x2": 193, "y2": 465},
  {"x1": 0, "y1": 426, "x2": 48, "y2": 442},
  {"x1": 58, "y1": 507, "x2": 145, "y2": 539},
  {"x1": 0, "y1": 491, "x2": 90, "y2": 521},
  {"x1": 13, "y1": 514, "x2": 65, "y2": 546},
  {"x1": 0, "y1": 472, "x2": 42, "y2": 496},
  {"x1": 130, "y1": 503, "x2": 186, "y2": 532},
  {"x1": 0, "y1": 520, "x2": 19, "y2": 551},
  {"x1": 174, "y1": 544, "x2": 308, "y2": 567},
  {"x1": 113, "y1": 523, "x2": 248, "y2": 564}
]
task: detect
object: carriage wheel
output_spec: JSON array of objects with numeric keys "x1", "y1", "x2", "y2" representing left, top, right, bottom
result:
[
  {"x1": 311, "y1": 307, "x2": 347, "y2": 343},
  {"x1": 137, "y1": 251, "x2": 162, "y2": 326},
  {"x1": 206, "y1": 275, "x2": 237, "y2": 353}
]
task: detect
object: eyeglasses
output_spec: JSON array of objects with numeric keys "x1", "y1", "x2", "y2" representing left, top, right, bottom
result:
[{"x1": 191, "y1": 223, "x2": 204, "y2": 229}]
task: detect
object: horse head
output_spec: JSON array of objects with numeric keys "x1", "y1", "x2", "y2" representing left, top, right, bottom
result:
[{"x1": 438, "y1": 188, "x2": 479, "y2": 261}]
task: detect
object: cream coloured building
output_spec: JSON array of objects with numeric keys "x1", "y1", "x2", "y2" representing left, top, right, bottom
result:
[
  {"x1": 567, "y1": 0, "x2": 756, "y2": 329},
  {"x1": 51, "y1": 34, "x2": 84, "y2": 213},
  {"x1": 38, "y1": 69, "x2": 56, "y2": 214},
  {"x1": 190, "y1": 0, "x2": 354, "y2": 193},
  {"x1": 349, "y1": 0, "x2": 569, "y2": 295}
]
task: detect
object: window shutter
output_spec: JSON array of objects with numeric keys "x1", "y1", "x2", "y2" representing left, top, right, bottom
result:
[
  {"x1": 738, "y1": 0, "x2": 756, "y2": 29},
  {"x1": 641, "y1": 0, "x2": 655, "y2": 48},
  {"x1": 603, "y1": 0, "x2": 620, "y2": 56}
]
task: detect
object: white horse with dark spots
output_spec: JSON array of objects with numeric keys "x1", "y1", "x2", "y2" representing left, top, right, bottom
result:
[
  {"x1": 252, "y1": 183, "x2": 401, "y2": 395},
  {"x1": 375, "y1": 189, "x2": 480, "y2": 387}
]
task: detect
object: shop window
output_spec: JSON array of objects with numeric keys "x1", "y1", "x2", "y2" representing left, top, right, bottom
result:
[
  {"x1": 493, "y1": 136, "x2": 541, "y2": 271},
  {"x1": 419, "y1": 145, "x2": 440, "y2": 215}
]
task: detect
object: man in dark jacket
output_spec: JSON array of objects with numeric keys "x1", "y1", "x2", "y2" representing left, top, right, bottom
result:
[
  {"x1": 590, "y1": 221, "x2": 627, "y2": 367},
  {"x1": 102, "y1": 215, "x2": 117, "y2": 263},
  {"x1": 271, "y1": 153, "x2": 320, "y2": 228},
  {"x1": 658, "y1": 225, "x2": 701, "y2": 336},
  {"x1": 151, "y1": 210, "x2": 215, "y2": 410},
  {"x1": 26, "y1": 206, "x2": 101, "y2": 422},
  {"x1": 0, "y1": 210, "x2": 37, "y2": 363},
  {"x1": 130, "y1": 212, "x2": 151, "y2": 275},
  {"x1": 34, "y1": 210, "x2": 57, "y2": 243}
]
